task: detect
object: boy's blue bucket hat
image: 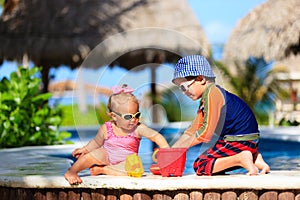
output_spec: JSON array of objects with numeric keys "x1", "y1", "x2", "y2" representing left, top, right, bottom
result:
[{"x1": 172, "y1": 55, "x2": 215, "y2": 83}]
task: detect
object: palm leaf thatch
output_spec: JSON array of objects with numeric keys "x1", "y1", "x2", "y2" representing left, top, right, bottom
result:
[
  {"x1": 0, "y1": 0, "x2": 210, "y2": 93},
  {"x1": 48, "y1": 80, "x2": 112, "y2": 97},
  {"x1": 223, "y1": 0, "x2": 300, "y2": 64},
  {"x1": 222, "y1": 0, "x2": 300, "y2": 124}
]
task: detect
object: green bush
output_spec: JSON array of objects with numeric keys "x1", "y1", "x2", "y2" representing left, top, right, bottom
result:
[{"x1": 0, "y1": 66, "x2": 71, "y2": 148}]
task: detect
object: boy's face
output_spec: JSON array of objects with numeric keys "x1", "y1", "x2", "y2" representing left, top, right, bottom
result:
[{"x1": 174, "y1": 76, "x2": 205, "y2": 101}]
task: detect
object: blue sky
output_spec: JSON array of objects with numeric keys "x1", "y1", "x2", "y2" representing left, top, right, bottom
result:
[
  {"x1": 188, "y1": 0, "x2": 267, "y2": 43},
  {"x1": 0, "y1": 0, "x2": 267, "y2": 83}
]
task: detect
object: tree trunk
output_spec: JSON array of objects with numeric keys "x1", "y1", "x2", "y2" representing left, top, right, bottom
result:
[{"x1": 41, "y1": 66, "x2": 50, "y2": 93}]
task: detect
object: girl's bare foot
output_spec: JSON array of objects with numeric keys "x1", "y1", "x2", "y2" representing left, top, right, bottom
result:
[
  {"x1": 90, "y1": 163, "x2": 127, "y2": 176},
  {"x1": 238, "y1": 151, "x2": 259, "y2": 175},
  {"x1": 64, "y1": 169, "x2": 82, "y2": 185},
  {"x1": 90, "y1": 165, "x2": 104, "y2": 176},
  {"x1": 254, "y1": 152, "x2": 270, "y2": 174}
]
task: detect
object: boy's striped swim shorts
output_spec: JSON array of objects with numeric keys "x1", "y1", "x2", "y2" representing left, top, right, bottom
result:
[{"x1": 193, "y1": 139, "x2": 258, "y2": 175}]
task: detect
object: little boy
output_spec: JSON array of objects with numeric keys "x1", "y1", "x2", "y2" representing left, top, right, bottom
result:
[{"x1": 172, "y1": 55, "x2": 270, "y2": 175}]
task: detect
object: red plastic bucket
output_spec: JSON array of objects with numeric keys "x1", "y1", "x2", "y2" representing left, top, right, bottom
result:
[{"x1": 152, "y1": 148, "x2": 188, "y2": 177}]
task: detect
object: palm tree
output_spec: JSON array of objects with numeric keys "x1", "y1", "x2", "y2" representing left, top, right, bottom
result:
[
  {"x1": 214, "y1": 57, "x2": 289, "y2": 124},
  {"x1": 155, "y1": 87, "x2": 182, "y2": 122}
]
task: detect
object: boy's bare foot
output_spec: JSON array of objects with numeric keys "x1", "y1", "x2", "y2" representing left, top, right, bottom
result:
[
  {"x1": 90, "y1": 165, "x2": 104, "y2": 176},
  {"x1": 254, "y1": 152, "x2": 270, "y2": 174},
  {"x1": 64, "y1": 169, "x2": 82, "y2": 185},
  {"x1": 212, "y1": 150, "x2": 259, "y2": 175},
  {"x1": 238, "y1": 151, "x2": 259, "y2": 175}
]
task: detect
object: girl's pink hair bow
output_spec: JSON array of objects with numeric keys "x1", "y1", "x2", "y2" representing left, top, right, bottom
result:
[{"x1": 112, "y1": 84, "x2": 134, "y2": 94}]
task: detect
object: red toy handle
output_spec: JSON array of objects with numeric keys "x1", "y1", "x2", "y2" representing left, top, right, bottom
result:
[{"x1": 152, "y1": 148, "x2": 159, "y2": 163}]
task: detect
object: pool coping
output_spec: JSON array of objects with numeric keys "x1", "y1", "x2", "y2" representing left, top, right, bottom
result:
[
  {"x1": 0, "y1": 171, "x2": 300, "y2": 190},
  {"x1": 0, "y1": 144, "x2": 299, "y2": 190}
]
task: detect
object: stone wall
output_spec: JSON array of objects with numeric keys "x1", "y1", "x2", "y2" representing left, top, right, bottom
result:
[{"x1": 1, "y1": 187, "x2": 300, "y2": 200}]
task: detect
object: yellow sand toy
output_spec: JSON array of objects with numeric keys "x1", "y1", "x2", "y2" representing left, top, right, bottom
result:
[{"x1": 125, "y1": 153, "x2": 144, "y2": 177}]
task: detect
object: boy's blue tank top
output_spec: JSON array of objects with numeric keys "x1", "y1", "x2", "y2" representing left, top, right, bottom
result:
[{"x1": 217, "y1": 85, "x2": 259, "y2": 137}]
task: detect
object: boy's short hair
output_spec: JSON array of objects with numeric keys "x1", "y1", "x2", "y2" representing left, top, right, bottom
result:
[{"x1": 172, "y1": 55, "x2": 215, "y2": 83}]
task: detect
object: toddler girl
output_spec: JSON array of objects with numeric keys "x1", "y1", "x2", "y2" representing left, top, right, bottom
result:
[{"x1": 64, "y1": 84, "x2": 169, "y2": 184}]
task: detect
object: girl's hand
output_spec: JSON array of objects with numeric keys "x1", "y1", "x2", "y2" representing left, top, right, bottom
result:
[{"x1": 72, "y1": 147, "x2": 88, "y2": 158}]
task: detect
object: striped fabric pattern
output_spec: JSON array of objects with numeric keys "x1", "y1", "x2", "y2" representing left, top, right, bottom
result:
[{"x1": 193, "y1": 139, "x2": 258, "y2": 175}]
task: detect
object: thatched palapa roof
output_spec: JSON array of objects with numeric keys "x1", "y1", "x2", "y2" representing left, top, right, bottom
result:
[
  {"x1": 223, "y1": 0, "x2": 300, "y2": 63},
  {"x1": 48, "y1": 80, "x2": 112, "y2": 97},
  {"x1": 0, "y1": 0, "x2": 209, "y2": 69},
  {"x1": 0, "y1": 0, "x2": 210, "y2": 95}
]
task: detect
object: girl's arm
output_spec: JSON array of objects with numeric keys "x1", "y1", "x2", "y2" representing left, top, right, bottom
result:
[
  {"x1": 72, "y1": 125, "x2": 106, "y2": 158},
  {"x1": 137, "y1": 124, "x2": 170, "y2": 148},
  {"x1": 84, "y1": 125, "x2": 106, "y2": 152}
]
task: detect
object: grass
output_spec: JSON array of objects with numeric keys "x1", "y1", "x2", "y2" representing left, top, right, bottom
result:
[{"x1": 60, "y1": 104, "x2": 108, "y2": 126}]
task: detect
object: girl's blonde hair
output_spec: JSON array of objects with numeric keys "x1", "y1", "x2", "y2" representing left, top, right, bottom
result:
[{"x1": 107, "y1": 85, "x2": 139, "y2": 112}]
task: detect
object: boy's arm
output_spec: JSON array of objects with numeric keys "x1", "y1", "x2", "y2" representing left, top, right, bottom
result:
[
  {"x1": 195, "y1": 86, "x2": 224, "y2": 142},
  {"x1": 172, "y1": 114, "x2": 203, "y2": 147},
  {"x1": 172, "y1": 131, "x2": 199, "y2": 147},
  {"x1": 137, "y1": 124, "x2": 170, "y2": 148},
  {"x1": 173, "y1": 86, "x2": 225, "y2": 147}
]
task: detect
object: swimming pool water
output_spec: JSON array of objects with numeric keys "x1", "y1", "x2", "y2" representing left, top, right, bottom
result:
[
  {"x1": 258, "y1": 138, "x2": 300, "y2": 171},
  {"x1": 67, "y1": 127, "x2": 300, "y2": 174}
]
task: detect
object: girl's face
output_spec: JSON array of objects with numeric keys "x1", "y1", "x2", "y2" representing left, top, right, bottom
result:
[{"x1": 111, "y1": 101, "x2": 140, "y2": 131}]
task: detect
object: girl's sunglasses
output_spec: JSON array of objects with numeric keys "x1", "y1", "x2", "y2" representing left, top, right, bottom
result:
[
  {"x1": 112, "y1": 111, "x2": 141, "y2": 120},
  {"x1": 179, "y1": 79, "x2": 196, "y2": 92}
]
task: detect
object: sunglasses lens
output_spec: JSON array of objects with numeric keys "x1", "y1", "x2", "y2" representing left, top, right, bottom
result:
[
  {"x1": 135, "y1": 112, "x2": 141, "y2": 119},
  {"x1": 123, "y1": 115, "x2": 133, "y2": 120},
  {"x1": 179, "y1": 79, "x2": 195, "y2": 92},
  {"x1": 180, "y1": 85, "x2": 187, "y2": 92},
  {"x1": 123, "y1": 112, "x2": 141, "y2": 120}
]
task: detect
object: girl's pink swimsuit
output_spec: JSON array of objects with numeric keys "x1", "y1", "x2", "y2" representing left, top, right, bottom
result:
[{"x1": 103, "y1": 121, "x2": 141, "y2": 165}]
